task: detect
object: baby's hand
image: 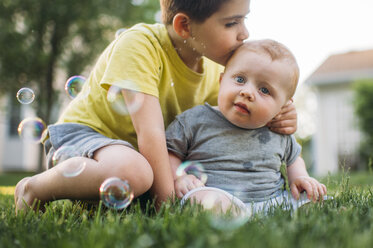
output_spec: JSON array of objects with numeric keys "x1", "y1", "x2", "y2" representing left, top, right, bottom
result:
[
  {"x1": 174, "y1": 174, "x2": 205, "y2": 198},
  {"x1": 290, "y1": 176, "x2": 327, "y2": 202}
]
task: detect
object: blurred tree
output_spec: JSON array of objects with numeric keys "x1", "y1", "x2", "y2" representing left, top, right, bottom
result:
[
  {"x1": 0, "y1": 0, "x2": 160, "y2": 171},
  {"x1": 0, "y1": 0, "x2": 160, "y2": 123},
  {"x1": 353, "y1": 79, "x2": 373, "y2": 169}
]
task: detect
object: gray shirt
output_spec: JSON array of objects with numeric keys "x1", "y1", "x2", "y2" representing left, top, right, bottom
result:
[{"x1": 166, "y1": 103, "x2": 301, "y2": 202}]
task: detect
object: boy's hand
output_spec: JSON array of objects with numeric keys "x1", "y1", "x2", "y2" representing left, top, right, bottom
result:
[
  {"x1": 174, "y1": 174, "x2": 205, "y2": 198},
  {"x1": 290, "y1": 176, "x2": 327, "y2": 202},
  {"x1": 267, "y1": 99, "x2": 297, "y2": 135}
]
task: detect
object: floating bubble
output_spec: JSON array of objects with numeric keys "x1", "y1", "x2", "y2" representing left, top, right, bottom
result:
[
  {"x1": 115, "y1": 28, "x2": 127, "y2": 38},
  {"x1": 51, "y1": 145, "x2": 80, "y2": 168},
  {"x1": 176, "y1": 161, "x2": 208, "y2": 184},
  {"x1": 62, "y1": 162, "x2": 86, "y2": 178},
  {"x1": 208, "y1": 206, "x2": 251, "y2": 231},
  {"x1": 65, "y1": 75, "x2": 86, "y2": 99},
  {"x1": 205, "y1": 190, "x2": 251, "y2": 230},
  {"x1": 16, "y1": 87, "x2": 35, "y2": 104},
  {"x1": 186, "y1": 187, "x2": 250, "y2": 230},
  {"x1": 17, "y1": 117, "x2": 46, "y2": 143},
  {"x1": 50, "y1": 146, "x2": 86, "y2": 177},
  {"x1": 107, "y1": 84, "x2": 144, "y2": 116},
  {"x1": 100, "y1": 177, "x2": 134, "y2": 210}
]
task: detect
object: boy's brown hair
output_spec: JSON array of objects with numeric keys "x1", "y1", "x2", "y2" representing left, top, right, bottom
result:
[{"x1": 160, "y1": 0, "x2": 227, "y2": 25}]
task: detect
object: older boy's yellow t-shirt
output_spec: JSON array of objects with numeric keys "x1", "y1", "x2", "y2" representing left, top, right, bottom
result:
[{"x1": 57, "y1": 23, "x2": 223, "y2": 149}]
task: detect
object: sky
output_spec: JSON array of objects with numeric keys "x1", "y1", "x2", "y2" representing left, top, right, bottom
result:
[
  {"x1": 244, "y1": 0, "x2": 373, "y2": 138},
  {"x1": 246, "y1": 0, "x2": 373, "y2": 84}
]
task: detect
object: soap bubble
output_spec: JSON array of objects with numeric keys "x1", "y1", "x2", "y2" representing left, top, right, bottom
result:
[
  {"x1": 52, "y1": 146, "x2": 79, "y2": 167},
  {"x1": 50, "y1": 146, "x2": 86, "y2": 177},
  {"x1": 65, "y1": 75, "x2": 86, "y2": 99},
  {"x1": 205, "y1": 189, "x2": 251, "y2": 230},
  {"x1": 16, "y1": 87, "x2": 35, "y2": 104},
  {"x1": 17, "y1": 117, "x2": 46, "y2": 143},
  {"x1": 62, "y1": 162, "x2": 86, "y2": 178},
  {"x1": 176, "y1": 161, "x2": 208, "y2": 184},
  {"x1": 107, "y1": 84, "x2": 144, "y2": 116},
  {"x1": 208, "y1": 206, "x2": 251, "y2": 231},
  {"x1": 100, "y1": 177, "x2": 134, "y2": 210}
]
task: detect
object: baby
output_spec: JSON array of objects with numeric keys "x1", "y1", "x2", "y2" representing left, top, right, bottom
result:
[{"x1": 166, "y1": 39, "x2": 327, "y2": 214}]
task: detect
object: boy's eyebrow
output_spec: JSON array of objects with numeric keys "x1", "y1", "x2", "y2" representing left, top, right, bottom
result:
[
  {"x1": 221, "y1": 15, "x2": 246, "y2": 20},
  {"x1": 221, "y1": 10, "x2": 250, "y2": 20}
]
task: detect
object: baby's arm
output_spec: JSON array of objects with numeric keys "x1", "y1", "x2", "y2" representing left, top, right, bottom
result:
[
  {"x1": 125, "y1": 90, "x2": 174, "y2": 204},
  {"x1": 267, "y1": 100, "x2": 297, "y2": 135},
  {"x1": 287, "y1": 156, "x2": 327, "y2": 202},
  {"x1": 169, "y1": 153, "x2": 205, "y2": 198}
]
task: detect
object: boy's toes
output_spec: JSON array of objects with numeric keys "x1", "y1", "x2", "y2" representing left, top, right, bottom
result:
[{"x1": 14, "y1": 177, "x2": 39, "y2": 214}]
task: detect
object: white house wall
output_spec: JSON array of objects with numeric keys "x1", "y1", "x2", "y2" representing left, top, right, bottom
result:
[
  {"x1": 314, "y1": 87, "x2": 338, "y2": 175},
  {"x1": 314, "y1": 83, "x2": 361, "y2": 175},
  {"x1": 0, "y1": 95, "x2": 40, "y2": 172}
]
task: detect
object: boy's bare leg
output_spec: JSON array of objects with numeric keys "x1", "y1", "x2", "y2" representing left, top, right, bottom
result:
[{"x1": 14, "y1": 144, "x2": 153, "y2": 213}]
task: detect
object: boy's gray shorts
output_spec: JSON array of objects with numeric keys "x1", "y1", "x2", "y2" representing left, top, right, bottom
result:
[{"x1": 44, "y1": 123, "x2": 135, "y2": 169}]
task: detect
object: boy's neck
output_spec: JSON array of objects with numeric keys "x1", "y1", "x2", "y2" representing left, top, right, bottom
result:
[{"x1": 166, "y1": 26, "x2": 203, "y2": 73}]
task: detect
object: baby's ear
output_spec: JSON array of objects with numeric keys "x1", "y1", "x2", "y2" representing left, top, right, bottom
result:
[{"x1": 172, "y1": 13, "x2": 191, "y2": 39}]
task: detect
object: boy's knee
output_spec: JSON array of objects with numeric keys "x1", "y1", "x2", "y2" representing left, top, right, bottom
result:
[
  {"x1": 94, "y1": 145, "x2": 154, "y2": 195},
  {"x1": 116, "y1": 152, "x2": 154, "y2": 195},
  {"x1": 131, "y1": 156, "x2": 154, "y2": 191}
]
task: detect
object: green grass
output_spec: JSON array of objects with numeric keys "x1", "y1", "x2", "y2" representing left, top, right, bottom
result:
[
  {"x1": 1, "y1": 172, "x2": 373, "y2": 248},
  {"x1": 0, "y1": 172, "x2": 35, "y2": 186}
]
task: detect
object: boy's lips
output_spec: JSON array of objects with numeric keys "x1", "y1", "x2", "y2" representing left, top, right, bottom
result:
[
  {"x1": 234, "y1": 102, "x2": 250, "y2": 114},
  {"x1": 223, "y1": 45, "x2": 243, "y2": 64}
]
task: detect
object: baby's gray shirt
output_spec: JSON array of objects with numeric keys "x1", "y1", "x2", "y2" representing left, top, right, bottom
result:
[{"x1": 166, "y1": 103, "x2": 301, "y2": 202}]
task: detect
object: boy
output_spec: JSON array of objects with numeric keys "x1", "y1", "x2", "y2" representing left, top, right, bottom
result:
[
  {"x1": 166, "y1": 39, "x2": 327, "y2": 214},
  {"x1": 15, "y1": 0, "x2": 297, "y2": 212}
]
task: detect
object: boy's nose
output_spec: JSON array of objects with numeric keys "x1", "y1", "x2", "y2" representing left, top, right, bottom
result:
[{"x1": 238, "y1": 25, "x2": 249, "y2": 41}]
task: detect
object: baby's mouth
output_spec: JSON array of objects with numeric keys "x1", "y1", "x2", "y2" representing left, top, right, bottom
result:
[{"x1": 234, "y1": 103, "x2": 250, "y2": 114}]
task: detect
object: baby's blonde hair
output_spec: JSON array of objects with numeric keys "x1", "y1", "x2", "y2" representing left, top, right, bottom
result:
[{"x1": 230, "y1": 39, "x2": 300, "y2": 99}]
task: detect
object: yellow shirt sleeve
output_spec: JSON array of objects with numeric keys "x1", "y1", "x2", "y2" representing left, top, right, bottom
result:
[{"x1": 100, "y1": 27, "x2": 162, "y2": 97}]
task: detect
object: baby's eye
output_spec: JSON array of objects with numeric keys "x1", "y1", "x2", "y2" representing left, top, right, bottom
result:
[
  {"x1": 259, "y1": 87, "x2": 270, "y2": 95},
  {"x1": 234, "y1": 76, "x2": 245, "y2": 84}
]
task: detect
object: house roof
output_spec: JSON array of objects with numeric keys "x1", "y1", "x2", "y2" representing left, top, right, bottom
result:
[{"x1": 306, "y1": 48, "x2": 373, "y2": 86}]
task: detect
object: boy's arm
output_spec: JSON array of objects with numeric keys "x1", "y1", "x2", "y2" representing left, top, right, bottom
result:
[
  {"x1": 267, "y1": 100, "x2": 297, "y2": 135},
  {"x1": 124, "y1": 90, "x2": 174, "y2": 205},
  {"x1": 169, "y1": 152, "x2": 204, "y2": 198},
  {"x1": 287, "y1": 156, "x2": 327, "y2": 202},
  {"x1": 169, "y1": 152, "x2": 182, "y2": 179}
]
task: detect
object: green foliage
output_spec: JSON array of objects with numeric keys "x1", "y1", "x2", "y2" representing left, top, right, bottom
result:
[
  {"x1": 0, "y1": 0, "x2": 160, "y2": 124},
  {"x1": 0, "y1": 172, "x2": 35, "y2": 186},
  {"x1": 1, "y1": 174, "x2": 373, "y2": 248},
  {"x1": 352, "y1": 79, "x2": 373, "y2": 167}
]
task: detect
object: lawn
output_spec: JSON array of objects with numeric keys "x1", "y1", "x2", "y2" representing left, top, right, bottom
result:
[{"x1": 0, "y1": 171, "x2": 373, "y2": 248}]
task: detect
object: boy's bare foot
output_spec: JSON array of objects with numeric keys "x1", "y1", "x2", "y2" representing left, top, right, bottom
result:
[{"x1": 14, "y1": 177, "x2": 43, "y2": 214}]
